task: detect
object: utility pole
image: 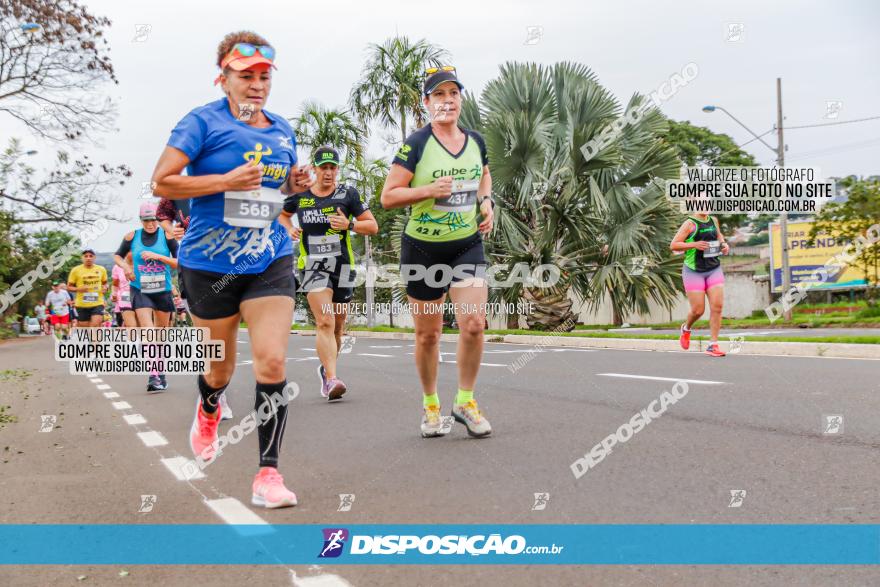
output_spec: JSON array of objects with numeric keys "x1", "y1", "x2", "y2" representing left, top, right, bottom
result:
[{"x1": 776, "y1": 77, "x2": 792, "y2": 322}]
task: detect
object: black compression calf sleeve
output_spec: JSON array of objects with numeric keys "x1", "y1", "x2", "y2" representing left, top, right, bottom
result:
[
  {"x1": 197, "y1": 375, "x2": 228, "y2": 415},
  {"x1": 255, "y1": 380, "x2": 290, "y2": 468}
]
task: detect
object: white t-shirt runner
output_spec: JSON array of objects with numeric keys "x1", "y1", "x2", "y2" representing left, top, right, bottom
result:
[{"x1": 45, "y1": 290, "x2": 71, "y2": 315}]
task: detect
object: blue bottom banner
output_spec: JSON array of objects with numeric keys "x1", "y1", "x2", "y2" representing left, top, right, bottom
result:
[{"x1": 1, "y1": 524, "x2": 878, "y2": 565}]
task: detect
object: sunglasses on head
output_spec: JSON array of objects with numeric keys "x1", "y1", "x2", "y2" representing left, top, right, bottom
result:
[
  {"x1": 231, "y1": 43, "x2": 275, "y2": 61},
  {"x1": 425, "y1": 65, "x2": 456, "y2": 75}
]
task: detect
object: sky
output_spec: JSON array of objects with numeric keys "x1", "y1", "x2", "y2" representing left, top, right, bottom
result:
[{"x1": 6, "y1": 0, "x2": 880, "y2": 251}]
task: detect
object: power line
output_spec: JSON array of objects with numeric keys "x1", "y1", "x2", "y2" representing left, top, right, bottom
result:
[
  {"x1": 784, "y1": 115, "x2": 880, "y2": 130},
  {"x1": 784, "y1": 137, "x2": 880, "y2": 162}
]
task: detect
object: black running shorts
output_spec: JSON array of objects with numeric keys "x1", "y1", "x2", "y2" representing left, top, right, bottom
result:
[
  {"x1": 399, "y1": 233, "x2": 487, "y2": 301},
  {"x1": 181, "y1": 254, "x2": 295, "y2": 320}
]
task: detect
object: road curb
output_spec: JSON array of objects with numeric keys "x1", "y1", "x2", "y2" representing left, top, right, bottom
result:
[{"x1": 281, "y1": 329, "x2": 880, "y2": 359}]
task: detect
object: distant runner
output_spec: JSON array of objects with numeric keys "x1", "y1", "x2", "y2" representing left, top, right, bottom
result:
[
  {"x1": 670, "y1": 213, "x2": 729, "y2": 357},
  {"x1": 67, "y1": 249, "x2": 108, "y2": 329},
  {"x1": 280, "y1": 146, "x2": 378, "y2": 400},
  {"x1": 114, "y1": 202, "x2": 179, "y2": 391},
  {"x1": 45, "y1": 282, "x2": 72, "y2": 340}
]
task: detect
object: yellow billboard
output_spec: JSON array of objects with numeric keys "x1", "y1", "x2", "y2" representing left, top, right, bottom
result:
[{"x1": 769, "y1": 220, "x2": 870, "y2": 292}]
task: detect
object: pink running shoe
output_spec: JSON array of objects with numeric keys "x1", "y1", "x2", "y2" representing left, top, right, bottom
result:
[
  {"x1": 252, "y1": 467, "x2": 297, "y2": 508},
  {"x1": 323, "y1": 377, "x2": 347, "y2": 401},
  {"x1": 189, "y1": 399, "x2": 221, "y2": 462},
  {"x1": 679, "y1": 324, "x2": 691, "y2": 350},
  {"x1": 705, "y1": 343, "x2": 726, "y2": 357}
]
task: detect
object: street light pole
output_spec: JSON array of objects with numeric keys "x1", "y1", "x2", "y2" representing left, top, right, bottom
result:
[
  {"x1": 776, "y1": 78, "x2": 792, "y2": 322},
  {"x1": 703, "y1": 79, "x2": 792, "y2": 322}
]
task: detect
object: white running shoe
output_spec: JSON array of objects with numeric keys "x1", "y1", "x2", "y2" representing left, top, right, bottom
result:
[
  {"x1": 421, "y1": 404, "x2": 450, "y2": 438},
  {"x1": 219, "y1": 393, "x2": 233, "y2": 420},
  {"x1": 452, "y1": 400, "x2": 492, "y2": 438}
]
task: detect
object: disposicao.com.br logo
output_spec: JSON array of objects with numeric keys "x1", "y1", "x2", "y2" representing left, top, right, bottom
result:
[{"x1": 319, "y1": 528, "x2": 564, "y2": 558}]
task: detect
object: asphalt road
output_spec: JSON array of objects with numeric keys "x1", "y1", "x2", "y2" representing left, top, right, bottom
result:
[{"x1": 1, "y1": 333, "x2": 878, "y2": 586}]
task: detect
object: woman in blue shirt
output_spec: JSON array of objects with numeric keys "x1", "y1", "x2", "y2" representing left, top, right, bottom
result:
[{"x1": 151, "y1": 31, "x2": 312, "y2": 509}]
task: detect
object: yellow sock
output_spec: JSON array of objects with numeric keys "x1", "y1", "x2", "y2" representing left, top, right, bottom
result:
[
  {"x1": 423, "y1": 393, "x2": 440, "y2": 408},
  {"x1": 455, "y1": 389, "x2": 473, "y2": 404}
]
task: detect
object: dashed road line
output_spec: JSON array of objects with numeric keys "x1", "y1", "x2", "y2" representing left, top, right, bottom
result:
[
  {"x1": 137, "y1": 430, "x2": 169, "y2": 447},
  {"x1": 597, "y1": 373, "x2": 725, "y2": 385},
  {"x1": 123, "y1": 413, "x2": 147, "y2": 425},
  {"x1": 161, "y1": 456, "x2": 205, "y2": 480},
  {"x1": 205, "y1": 497, "x2": 270, "y2": 526}
]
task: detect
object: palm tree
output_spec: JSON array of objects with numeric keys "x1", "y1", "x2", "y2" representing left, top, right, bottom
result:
[
  {"x1": 462, "y1": 62, "x2": 682, "y2": 329},
  {"x1": 291, "y1": 102, "x2": 365, "y2": 165},
  {"x1": 349, "y1": 36, "x2": 448, "y2": 144}
]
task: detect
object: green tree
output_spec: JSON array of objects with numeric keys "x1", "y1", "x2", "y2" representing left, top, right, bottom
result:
[
  {"x1": 662, "y1": 120, "x2": 758, "y2": 168},
  {"x1": 349, "y1": 36, "x2": 448, "y2": 144},
  {"x1": 808, "y1": 177, "x2": 880, "y2": 303},
  {"x1": 660, "y1": 120, "x2": 763, "y2": 235},
  {"x1": 0, "y1": 213, "x2": 82, "y2": 324},
  {"x1": 464, "y1": 62, "x2": 682, "y2": 329},
  {"x1": 292, "y1": 102, "x2": 366, "y2": 165}
]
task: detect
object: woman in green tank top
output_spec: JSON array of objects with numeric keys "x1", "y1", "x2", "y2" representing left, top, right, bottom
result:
[
  {"x1": 670, "y1": 214, "x2": 729, "y2": 356},
  {"x1": 381, "y1": 66, "x2": 496, "y2": 438}
]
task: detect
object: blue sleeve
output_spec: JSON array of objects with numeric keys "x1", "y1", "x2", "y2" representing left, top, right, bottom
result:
[
  {"x1": 168, "y1": 110, "x2": 207, "y2": 161},
  {"x1": 278, "y1": 117, "x2": 298, "y2": 167}
]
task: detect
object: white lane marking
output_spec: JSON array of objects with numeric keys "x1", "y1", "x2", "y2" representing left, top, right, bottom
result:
[
  {"x1": 96, "y1": 384, "x2": 111, "y2": 390},
  {"x1": 369, "y1": 345, "x2": 403, "y2": 349},
  {"x1": 291, "y1": 571, "x2": 354, "y2": 587},
  {"x1": 237, "y1": 340, "x2": 249, "y2": 344},
  {"x1": 608, "y1": 327, "x2": 652, "y2": 332},
  {"x1": 112, "y1": 401, "x2": 132, "y2": 410},
  {"x1": 302, "y1": 347, "x2": 316, "y2": 351},
  {"x1": 103, "y1": 392, "x2": 120, "y2": 399},
  {"x1": 205, "y1": 497, "x2": 269, "y2": 525},
  {"x1": 236, "y1": 360, "x2": 253, "y2": 366},
  {"x1": 85, "y1": 373, "x2": 97, "y2": 377},
  {"x1": 358, "y1": 353, "x2": 393, "y2": 358},
  {"x1": 137, "y1": 430, "x2": 168, "y2": 447},
  {"x1": 549, "y1": 348, "x2": 596, "y2": 352},
  {"x1": 289, "y1": 357, "x2": 320, "y2": 362},
  {"x1": 161, "y1": 456, "x2": 204, "y2": 480},
  {"x1": 89, "y1": 378, "x2": 103, "y2": 383},
  {"x1": 720, "y1": 330, "x2": 798, "y2": 337},
  {"x1": 598, "y1": 373, "x2": 725, "y2": 385},
  {"x1": 123, "y1": 414, "x2": 147, "y2": 425},
  {"x1": 438, "y1": 360, "x2": 506, "y2": 367}
]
